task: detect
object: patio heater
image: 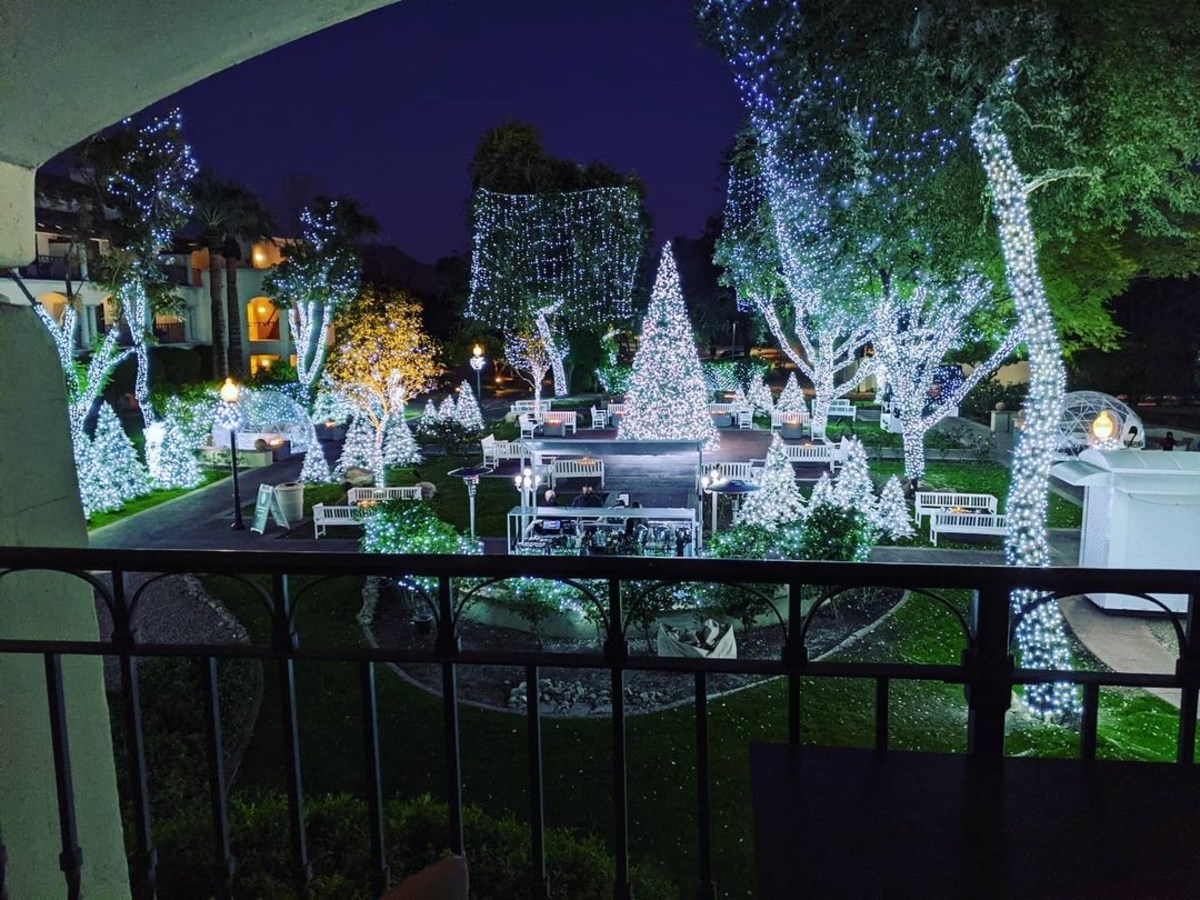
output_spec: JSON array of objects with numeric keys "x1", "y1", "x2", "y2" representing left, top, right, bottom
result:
[
  {"x1": 699, "y1": 468, "x2": 723, "y2": 534},
  {"x1": 448, "y1": 464, "x2": 493, "y2": 540},
  {"x1": 470, "y1": 344, "x2": 486, "y2": 399},
  {"x1": 218, "y1": 378, "x2": 246, "y2": 530}
]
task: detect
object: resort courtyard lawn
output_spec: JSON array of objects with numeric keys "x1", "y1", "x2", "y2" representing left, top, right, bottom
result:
[
  {"x1": 87, "y1": 469, "x2": 227, "y2": 531},
  {"x1": 203, "y1": 571, "x2": 1182, "y2": 897}
]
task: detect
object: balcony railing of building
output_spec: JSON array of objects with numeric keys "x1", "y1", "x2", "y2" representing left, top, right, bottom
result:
[
  {"x1": 1, "y1": 546, "x2": 1198, "y2": 899},
  {"x1": 153, "y1": 321, "x2": 187, "y2": 344},
  {"x1": 18, "y1": 255, "x2": 84, "y2": 283},
  {"x1": 248, "y1": 312, "x2": 281, "y2": 342}
]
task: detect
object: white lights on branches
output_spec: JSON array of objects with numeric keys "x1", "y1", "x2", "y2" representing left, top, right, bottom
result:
[{"x1": 739, "y1": 434, "x2": 805, "y2": 531}]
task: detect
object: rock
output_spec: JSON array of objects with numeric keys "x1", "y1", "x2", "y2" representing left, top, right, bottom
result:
[
  {"x1": 342, "y1": 467, "x2": 375, "y2": 487},
  {"x1": 416, "y1": 481, "x2": 437, "y2": 500}
]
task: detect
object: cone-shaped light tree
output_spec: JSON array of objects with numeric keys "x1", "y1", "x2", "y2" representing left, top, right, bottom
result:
[
  {"x1": 739, "y1": 434, "x2": 805, "y2": 531},
  {"x1": 619, "y1": 245, "x2": 719, "y2": 448}
]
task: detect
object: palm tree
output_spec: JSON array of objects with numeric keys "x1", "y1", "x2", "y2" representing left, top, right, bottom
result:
[{"x1": 191, "y1": 171, "x2": 274, "y2": 378}]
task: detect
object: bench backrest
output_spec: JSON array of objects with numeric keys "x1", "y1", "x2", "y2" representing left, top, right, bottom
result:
[
  {"x1": 313, "y1": 503, "x2": 358, "y2": 522},
  {"x1": 916, "y1": 492, "x2": 998, "y2": 514},
  {"x1": 829, "y1": 399, "x2": 853, "y2": 411},
  {"x1": 785, "y1": 444, "x2": 834, "y2": 462},
  {"x1": 347, "y1": 487, "x2": 422, "y2": 503},
  {"x1": 553, "y1": 459, "x2": 603, "y2": 474}
]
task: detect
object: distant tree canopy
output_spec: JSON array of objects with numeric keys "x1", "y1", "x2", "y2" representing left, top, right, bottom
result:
[{"x1": 700, "y1": 0, "x2": 1200, "y2": 354}]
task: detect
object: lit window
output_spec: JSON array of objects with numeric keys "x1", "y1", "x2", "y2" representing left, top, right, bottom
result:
[
  {"x1": 250, "y1": 354, "x2": 280, "y2": 376},
  {"x1": 246, "y1": 298, "x2": 280, "y2": 341}
]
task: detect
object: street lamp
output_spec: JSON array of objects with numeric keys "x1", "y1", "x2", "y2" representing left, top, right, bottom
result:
[
  {"x1": 514, "y1": 466, "x2": 540, "y2": 538},
  {"x1": 699, "y1": 467, "x2": 723, "y2": 534},
  {"x1": 470, "y1": 344, "x2": 486, "y2": 399},
  {"x1": 448, "y1": 464, "x2": 493, "y2": 540},
  {"x1": 219, "y1": 377, "x2": 246, "y2": 531}
]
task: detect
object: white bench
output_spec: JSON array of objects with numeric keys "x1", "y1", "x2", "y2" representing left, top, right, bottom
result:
[
  {"x1": 481, "y1": 434, "x2": 523, "y2": 467},
  {"x1": 347, "y1": 486, "x2": 422, "y2": 504},
  {"x1": 312, "y1": 503, "x2": 364, "y2": 539},
  {"x1": 914, "y1": 491, "x2": 999, "y2": 526},
  {"x1": 549, "y1": 458, "x2": 605, "y2": 488},
  {"x1": 827, "y1": 399, "x2": 857, "y2": 420},
  {"x1": 784, "y1": 443, "x2": 836, "y2": 468},
  {"x1": 511, "y1": 399, "x2": 552, "y2": 418},
  {"x1": 519, "y1": 414, "x2": 538, "y2": 439},
  {"x1": 700, "y1": 461, "x2": 762, "y2": 490},
  {"x1": 606, "y1": 403, "x2": 626, "y2": 420},
  {"x1": 930, "y1": 510, "x2": 1008, "y2": 546},
  {"x1": 589, "y1": 406, "x2": 607, "y2": 429},
  {"x1": 770, "y1": 409, "x2": 809, "y2": 431}
]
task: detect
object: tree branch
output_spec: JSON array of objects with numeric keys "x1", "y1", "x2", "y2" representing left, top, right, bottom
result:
[{"x1": 1024, "y1": 167, "x2": 1099, "y2": 197}]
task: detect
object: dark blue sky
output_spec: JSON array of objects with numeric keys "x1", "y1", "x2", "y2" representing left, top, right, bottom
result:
[{"x1": 153, "y1": 0, "x2": 744, "y2": 262}]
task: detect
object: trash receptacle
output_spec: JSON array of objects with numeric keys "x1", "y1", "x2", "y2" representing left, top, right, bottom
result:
[{"x1": 275, "y1": 482, "x2": 305, "y2": 524}]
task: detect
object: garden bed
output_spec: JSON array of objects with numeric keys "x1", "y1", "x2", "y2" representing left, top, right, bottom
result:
[{"x1": 368, "y1": 581, "x2": 904, "y2": 716}]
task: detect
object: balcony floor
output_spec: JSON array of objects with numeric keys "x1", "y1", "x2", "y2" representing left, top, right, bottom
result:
[{"x1": 751, "y1": 744, "x2": 1200, "y2": 899}]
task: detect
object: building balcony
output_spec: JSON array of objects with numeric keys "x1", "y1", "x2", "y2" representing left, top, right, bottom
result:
[
  {"x1": 1, "y1": 547, "x2": 1199, "y2": 897},
  {"x1": 18, "y1": 255, "x2": 83, "y2": 283}
]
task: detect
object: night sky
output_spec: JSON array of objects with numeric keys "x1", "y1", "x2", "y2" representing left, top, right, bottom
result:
[{"x1": 144, "y1": 0, "x2": 744, "y2": 263}]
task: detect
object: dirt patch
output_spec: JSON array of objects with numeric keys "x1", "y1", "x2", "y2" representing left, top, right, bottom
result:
[{"x1": 369, "y1": 583, "x2": 903, "y2": 716}]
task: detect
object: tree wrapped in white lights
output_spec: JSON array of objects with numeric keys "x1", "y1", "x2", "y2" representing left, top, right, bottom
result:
[
  {"x1": 84, "y1": 403, "x2": 151, "y2": 516},
  {"x1": 335, "y1": 414, "x2": 380, "y2": 482},
  {"x1": 453, "y1": 379, "x2": 485, "y2": 433},
  {"x1": 101, "y1": 110, "x2": 197, "y2": 431},
  {"x1": 383, "y1": 414, "x2": 422, "y2": 466},
  {"x1": 973, "y1": 65, "x2": 1076, "y2": 717},
  {"x1": 619, "y1": 245, "x2": 719, "y2": 448},
  {"x1": 420, "y1": 400, "x2": 439, "y2": 429},
  {"x1": 467, "y1": 186, "x2": 644, "y2": 396},
  {"x1": 775, "y1": 373, "x2": 806, "y2": 415},
  {"x1": 876, "y1": 476, "x2": 915, "y2": 541},
  {"x1": 144, "y1": 414, "x2": 203, "y2": 490},
  {"x1": 263, "y1": 200, "x2": 364, "y2": 401},
  {"x1": 505, "y1": 330, "x2": 552, "y2": 417},
  {"x1": 809, "y1": 472, "x2": 836, "y2": 509},
  {"x1": 872, "y1": 270, "x2": 1017, "y2": 483},
  {"x1": 300, "y1": 439, "x2": 333, "y2": 484},
  {"x1": 739, "y1": 434, "x2": 805, "y2": 531},
  {"x1": 438, "y1": 397, "x2": 456, "y2": 421},
  {"x1": 748, "y1": 374, "x2": 774, "y2": 417},
  {"x1": 833, "y1": 438, "x2": 878, "y2": 524}
]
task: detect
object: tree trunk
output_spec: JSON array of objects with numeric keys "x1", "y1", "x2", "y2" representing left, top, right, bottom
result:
[
  {"x1": 225, "y1": 254, "x2": 244, "y2": 378},
  {"x1": 973, "y1": 97, "x2": 1077, "y2": 719},
  {"x1": 208, "y1": 250, "x2": 226, "y2": 379}
]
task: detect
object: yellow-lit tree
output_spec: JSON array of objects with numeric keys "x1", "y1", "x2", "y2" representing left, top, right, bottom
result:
[{"x1": 326, "y1": 288, "x2": 441, "y2": 484}]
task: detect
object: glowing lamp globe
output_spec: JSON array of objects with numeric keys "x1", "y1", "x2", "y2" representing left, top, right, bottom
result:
[
  {"x1": 219, "y1": 378, "x2": 240, "y2": 404},
  {"x1": 1091, "y1": 410, "x2": 1115, "y2": 441}
]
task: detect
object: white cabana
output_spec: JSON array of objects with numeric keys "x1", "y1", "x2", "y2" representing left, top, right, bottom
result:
[{"x1": 1053, "y1": 449, "x2": 1200, "y2": 612}]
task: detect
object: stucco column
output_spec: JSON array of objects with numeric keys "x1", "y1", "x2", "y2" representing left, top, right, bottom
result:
[
  {"x1": 0, "y1": 301, "x2": 130, "y2": 896},
  {"x1": 0, "y1": 161, "x2": 35, "y2": 268}
]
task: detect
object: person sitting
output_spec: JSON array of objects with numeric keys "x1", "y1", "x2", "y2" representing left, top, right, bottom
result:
[
  {"x1": 1163, "y1": 431, "x2": 1177, "y2": 451},
  {"x1": 542, "y1": 489, "x2": 558, "y2": 506},
  {"x1": 571, "y1": 485, "x2": 604, "y2": 508}
]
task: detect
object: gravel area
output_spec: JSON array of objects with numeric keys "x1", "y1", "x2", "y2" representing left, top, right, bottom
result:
[{"x1": 369, "y1": 582, "x2": 902, "y2": 716}]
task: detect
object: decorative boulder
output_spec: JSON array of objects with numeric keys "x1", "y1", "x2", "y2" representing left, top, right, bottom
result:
[
  {"x1": 416, "y1": 481, "x2": 437, "y2": 500},
  {"x1": 341, "y1": 467, "x2": 375, "y2": 488}
]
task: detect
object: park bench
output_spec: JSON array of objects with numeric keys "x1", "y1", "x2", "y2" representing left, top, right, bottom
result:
[
  {"x1": 914, "y1": 491, "x2": 999, "y2": 526},
  {"x1": 347, "y1": 486, "x2": 423, "y2": 504},
  {"x1": 549, "y1": 458, "x2": 605, "y2": 488},
  {"x1": 589, "y1": 406, "x2": 607, "y2": 429},
  {"x1": 827, "y1": 399, "x2": 857, "y2": 420},
  {"x1": 511, "y1": 399, "x2": 552, "y2": 418},
  {"x1": 770, "y1": 408, "x2": 809, "y2": 431},
  {"x1": 481, "y1": 434, "x2": 523, "y2": 468},
  {"x1": 519, "y1": 414, "x2": 538, "y2": 439},
  {"x1": 784, "y1": 442, "x2": 837, "y2": 469},
  {"x1": 930, "y1": 510, "x2": 1008, "y2": 546},
  {"x1": 312, "y1": 502, "x2": 363, "y2": 539},
  {"x1": 700, "y1": 461, "x2": 763, "y2": 491}
]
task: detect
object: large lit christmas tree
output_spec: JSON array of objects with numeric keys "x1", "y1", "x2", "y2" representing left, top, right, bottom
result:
[
  {"x1": 619, "y1": 245, "x2": 718, "y2": 448},
  {"x1": 739, "y1": 434, "x2": 805, "y2": 531}
]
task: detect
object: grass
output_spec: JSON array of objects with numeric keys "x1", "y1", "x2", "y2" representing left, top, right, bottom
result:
[
  {"x1": 203, "y1": 572, "x2": 1184, "y2": 898},
  {"x1": 387, "y1": 456, "x2": 514, "y2": 536},
  {"x1": 87, "y1": 469, "x2": 227, "y2": 531},
  {"x1": 869, "y1": 459, "x2": 1083, "y2": 529}
]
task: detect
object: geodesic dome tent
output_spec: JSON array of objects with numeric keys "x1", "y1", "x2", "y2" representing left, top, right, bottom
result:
[
  {"x1": 1055, "y1": 391, "x2": 1145, "y2": 457},
  {"x1": 239, "y1": 389, "x2": 314, "y2": 452}
]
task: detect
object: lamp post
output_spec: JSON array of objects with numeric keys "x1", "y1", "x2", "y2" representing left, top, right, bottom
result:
[
  {"x1": 448, "y1": 464, "x2": 493, "y2": 541},
  {"x1": 470, "y1": 344, "x2": 486, "y2": 399},
  {"x1": 514, "y1": 466, "x2": 540, "y2": 539},
  {"x1": 219, "y1": 377, "x2": 246, "y2": 531},
  {"x1": 699, "y1": 467, "x2": 723, "y2": 534}
]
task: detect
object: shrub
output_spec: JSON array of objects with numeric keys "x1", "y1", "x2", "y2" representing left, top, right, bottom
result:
[
  {"x1": 959, "y1": 379, "x2": 1027, "y2": 423},
  {"x1": 154, "y1": 791, "x2": 674, "y2": 899},
  {"x1": 415, "y1": 417, "x2": 480, "y2": 456}
]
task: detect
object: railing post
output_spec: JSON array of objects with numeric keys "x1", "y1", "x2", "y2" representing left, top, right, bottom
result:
[
  {"x1": 271, "y1": 573, "x2": 311, "y2": 895},
  {"x1": 437, "y1": 575, "x2": 465, "y2": 856},
  {"x1": 44, "y1": 653, "x2": 82, "y2": 900},
  {"x1": 966, "y1": 586, "x2": 1013, "y2": 759},
  {"x1": 111, "y1": 570, "x2": 157, "y2": 897},
  {"x1": 526, "y1": 664, "x2": 549, "y2": 900},
  {"x1": 198, "y1": 657, "x2": 235, "y2": 896},
  {"x1": 1175, "y1": 591, "x2": 1200, "y2": 764},
  {"x1": 359, "y1": 661, "x2": 390, "y2": 895},
  {"x1": 782, "y1": 582, "x2": 807, "y2": 751},
  {"x1": 605, "y1": 578, "x2": 632, "y2": 900}
]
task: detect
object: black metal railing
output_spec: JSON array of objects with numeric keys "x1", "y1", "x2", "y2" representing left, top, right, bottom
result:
[
  {"x1": 0, "y1": 546, "x2": 1198, "y2": 899},
  {"x1": 153, "y1": 321, "x2": 187, "y2": 344}
]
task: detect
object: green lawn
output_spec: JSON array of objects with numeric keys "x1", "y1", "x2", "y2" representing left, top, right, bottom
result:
[
  {"x1": 87, "y1": 469, "x2": 227, "y2": 531},
  {"x1": 205, "y1": 573, "x2": 1183, "y2": 897},
  {"x1": 387, "y1": 456, "x2": 515, "y2": 536}
]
